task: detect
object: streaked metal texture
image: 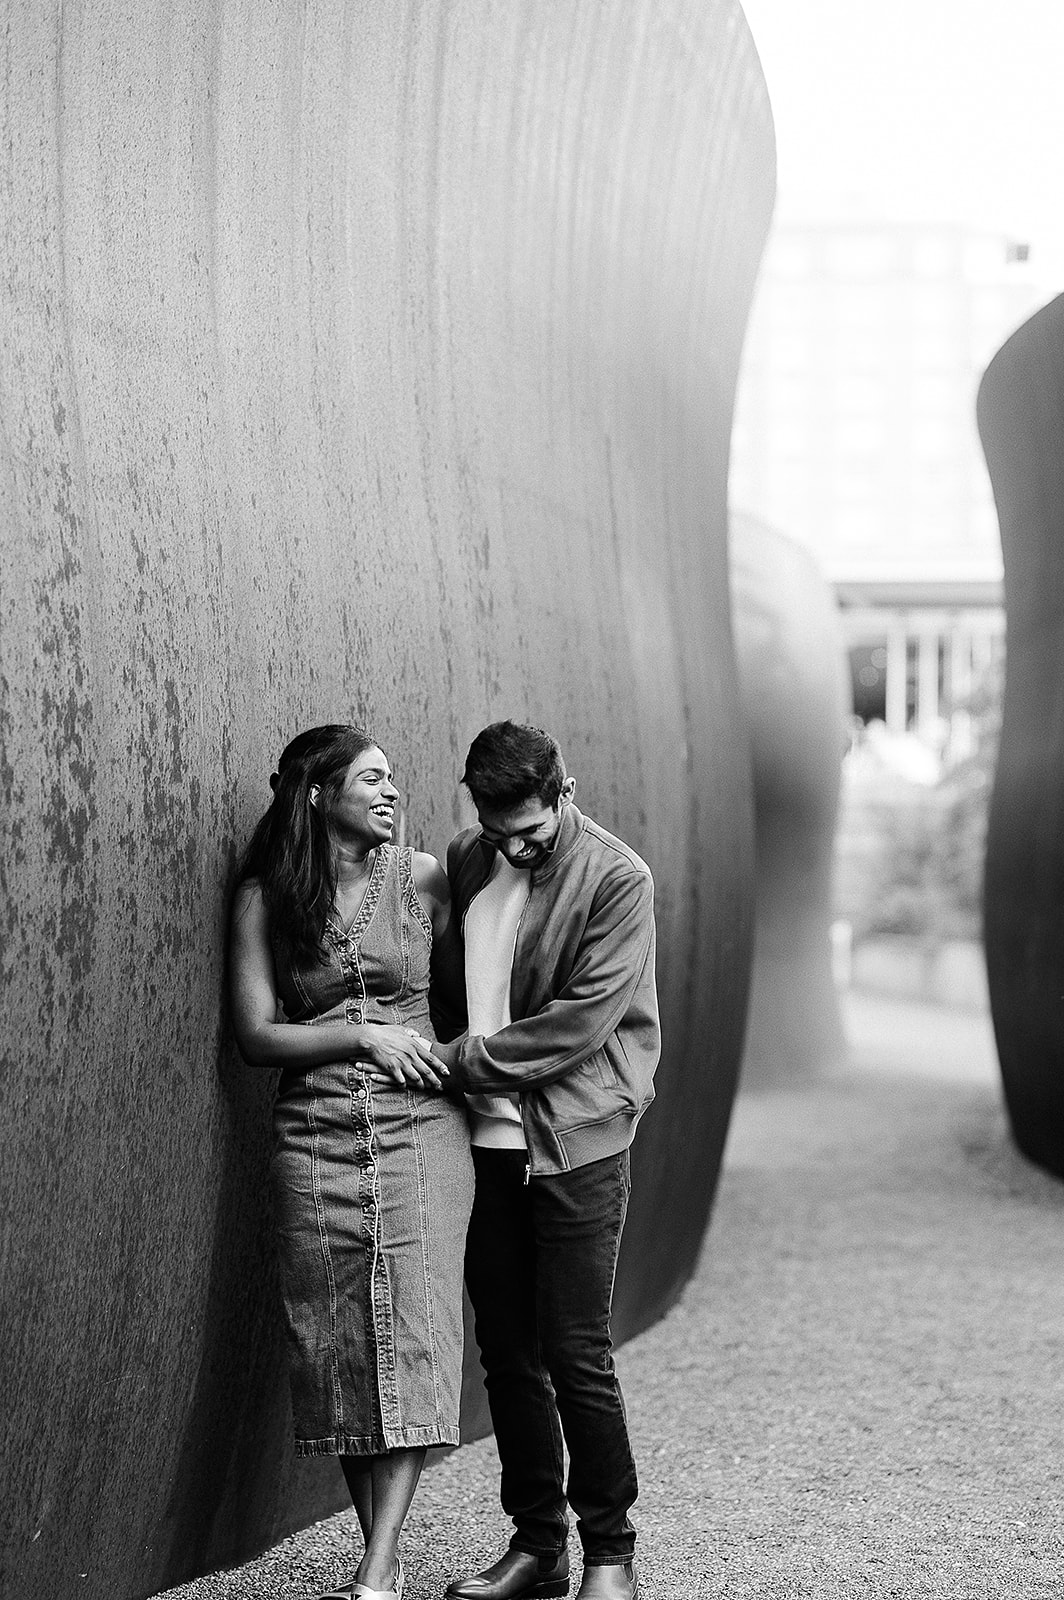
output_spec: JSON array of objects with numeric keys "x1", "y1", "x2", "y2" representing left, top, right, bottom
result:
[
  {"x1": 977, "y1": 294, "x2": 1064, "y2": 1180},
  {"x1": 0, "y1": 3, "x2": 774, "y2": 1593},
  {"x1": 729, "y1": 514, "x2": 848, "y2": 1087}
]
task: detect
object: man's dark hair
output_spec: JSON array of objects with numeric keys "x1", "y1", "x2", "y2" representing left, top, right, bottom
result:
[{"x1": 463, "y1": 721, "x2": 567, "y2": 811}]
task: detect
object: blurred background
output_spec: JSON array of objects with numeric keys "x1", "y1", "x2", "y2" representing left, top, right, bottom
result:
[
  {"x1": 5, "y1": 3, "x2": 1064, "y2": 1594},
  {"x1": 732, "y1": 0, "x2": 1064, "y2": 1020}
]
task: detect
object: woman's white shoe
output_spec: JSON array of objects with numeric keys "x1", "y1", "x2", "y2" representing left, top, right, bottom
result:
[{"x1": 322, "y1": 1554, "x2": 404, "y2": 1600}]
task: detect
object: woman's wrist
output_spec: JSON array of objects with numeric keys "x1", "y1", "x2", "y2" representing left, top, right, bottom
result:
[{"x1": 345, "y1": 1022, "x2": 370, "y2": 1056}]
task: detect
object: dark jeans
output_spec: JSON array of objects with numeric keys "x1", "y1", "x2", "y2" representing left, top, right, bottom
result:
[{"x1": 465, "y1": 1147, "x2": 637, "y2": 1566}]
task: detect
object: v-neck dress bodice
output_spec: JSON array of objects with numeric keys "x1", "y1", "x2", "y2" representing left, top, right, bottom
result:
[{"x1": 274, "y1": 844, "x2": 435, "y2": 1038}]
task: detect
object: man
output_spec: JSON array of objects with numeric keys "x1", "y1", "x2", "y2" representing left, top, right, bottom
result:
[{"x1": 437, "y1": 721, "x2": 660, "y2": 1600}]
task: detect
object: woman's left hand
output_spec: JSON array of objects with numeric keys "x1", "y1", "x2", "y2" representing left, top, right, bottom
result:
[{"x1": 359, "y1": 1030, "x2": 450, "y2": 1090}]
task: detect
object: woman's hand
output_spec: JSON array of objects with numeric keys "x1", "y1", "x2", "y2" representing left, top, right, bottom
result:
[
  {"x1": 356, "y1": 1024, "x2": 449, "y2": 1092},
  {"x1": 427, "y1": 1037, "x2": 460, "y2": 1072}
]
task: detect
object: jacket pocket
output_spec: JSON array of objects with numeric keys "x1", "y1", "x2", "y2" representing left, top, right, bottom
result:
[{"x1": 587, "y1": 1046, "x2": 618, "y2": 1090}]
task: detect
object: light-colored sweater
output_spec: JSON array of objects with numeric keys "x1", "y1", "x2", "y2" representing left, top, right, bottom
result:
[{"x1": 463, "y1": 850, "x2": 530, "y2": 1149}]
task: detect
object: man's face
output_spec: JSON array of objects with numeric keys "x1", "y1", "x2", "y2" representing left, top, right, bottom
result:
[{"x1": 474, "y1": 782, "x2": 573, "y2": 870}]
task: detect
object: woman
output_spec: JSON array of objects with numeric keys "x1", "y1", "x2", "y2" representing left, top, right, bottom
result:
[{"x1": 229, "y1": 724, "x2": 473, "y2": 1600}]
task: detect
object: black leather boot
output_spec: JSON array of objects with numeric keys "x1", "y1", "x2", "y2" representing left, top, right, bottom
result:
[{"x1": 445, "y1": 1547, "x2": 570, "y2": 1600}]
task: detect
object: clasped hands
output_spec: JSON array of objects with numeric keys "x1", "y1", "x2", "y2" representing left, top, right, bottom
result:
[{"x1": 354, "y1": 1023, "x2": 458, "y2": 1093}]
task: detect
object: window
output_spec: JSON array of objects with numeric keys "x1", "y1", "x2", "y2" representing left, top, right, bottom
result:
[
  {"x1": 911, "y1": 235, "x2": 954, "y2": 277},
  {"x1": 837, "y1": 417, "x2": 885, "y2": 459},
  {"x1": 835, "y1": 375, "x2": 883, "y2": 414},
  {"x1": 963, "y1": 236, "x2": 1006, "y2": 283},
  {"x1": 825, "y1": 235, "x2": 892, "y2": 278}
]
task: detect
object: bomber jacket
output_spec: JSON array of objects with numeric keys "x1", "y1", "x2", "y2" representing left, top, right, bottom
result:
[{"x1": 445, "y1": 801, "x2": 660, "y2": 1177}]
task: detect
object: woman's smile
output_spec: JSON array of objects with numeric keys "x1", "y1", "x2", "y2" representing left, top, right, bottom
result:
[{"x1": 328, "y1": 746, "x2": 400, "y2": 844}]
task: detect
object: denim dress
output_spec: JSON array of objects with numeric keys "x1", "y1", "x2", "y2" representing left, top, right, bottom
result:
[{"x1": 271, "y1": 845, "x2": 474, "y2": 1456}]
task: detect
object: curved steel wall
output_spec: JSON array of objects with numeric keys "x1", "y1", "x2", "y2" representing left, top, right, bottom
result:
[
  {"x1": 977, "y1": 294, "x2": 1064, "y2": 1180},
  {"x1": 0, "y1": 4, "x2": 774, "y2": 1594},
  {"x1": 730, "y1": 514, "x2": 848, "y2": 1086}
]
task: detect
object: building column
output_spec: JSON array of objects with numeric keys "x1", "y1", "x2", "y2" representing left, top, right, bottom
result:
[
  {"x1": 886, "y1": 618, "x2": 907, "y2": 733},
  {"x1": 948, "y1": 628, "x2": 973, "y2": 762},
  {"x1": 918, "y1": 628, "x2": 940, "y2": 742},
  {"x1": 950, "y1": 628, "x2": 972, "y2": 706},
  {"x1": 971, "y1": 624, "x2": 995, "y2": 682}
]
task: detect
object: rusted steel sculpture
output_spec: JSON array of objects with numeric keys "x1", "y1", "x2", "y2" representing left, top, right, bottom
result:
[
  {"x1": 730, "y1": 514, "x2": 849, "y2": 1086},
  {"x1": 977, "y1": 294, "x2": 1064, "y2": 1180},
  {"x1": 0, "y1": 3, "x2": 773, "y2": 1594}
]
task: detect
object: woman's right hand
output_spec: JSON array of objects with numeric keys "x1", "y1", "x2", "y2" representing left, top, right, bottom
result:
[{"x1": 354, "y1": 1024, "x2": 448, "y2": 1092}]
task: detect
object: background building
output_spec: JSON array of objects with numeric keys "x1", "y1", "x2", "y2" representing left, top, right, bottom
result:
[{"x1": 731, "y1": 219, "x2": 1040, "y2": 765}]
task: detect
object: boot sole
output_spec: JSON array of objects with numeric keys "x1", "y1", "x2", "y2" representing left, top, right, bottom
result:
[{"x1": 445, "y1": 1583, "x2": 568, "y2": 1600}]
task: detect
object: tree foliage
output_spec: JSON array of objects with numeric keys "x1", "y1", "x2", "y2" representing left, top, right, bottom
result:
[{"x1": 862, "y1": 658, "x2": 1003, "y2": 942}]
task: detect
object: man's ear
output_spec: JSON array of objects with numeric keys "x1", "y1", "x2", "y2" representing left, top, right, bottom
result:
[
  {"x1": 309, "y1": 784, "x2": 320, "y2": 807},
  {"x1": 560, "y1": 777, "x2": 576, "y2": 806}
]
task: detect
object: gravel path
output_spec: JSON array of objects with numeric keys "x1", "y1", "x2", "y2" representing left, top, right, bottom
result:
[{"x1": 159, "y1": 992, "x2": 1064, "y2": 1599}]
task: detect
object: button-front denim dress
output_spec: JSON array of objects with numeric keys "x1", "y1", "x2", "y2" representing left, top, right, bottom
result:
[{"x1": 271, "y1": 845, "x2": 474, "y2": 1456}]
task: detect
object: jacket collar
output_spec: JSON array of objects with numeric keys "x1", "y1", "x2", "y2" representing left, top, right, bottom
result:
[
  {"x1": 521, "y1": 800, "x2": 582, "y2": 889},
  {"x1": 471, "y1": 799, "x2": 584, "y2": 884},
  {"x1": 530, "y1": 798, "x2": 584, "y2": 882}
]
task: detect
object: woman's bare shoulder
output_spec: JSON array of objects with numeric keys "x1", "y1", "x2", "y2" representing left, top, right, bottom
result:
[{"x1": 410, "y1": 851, "x2": 449, "y2": 906}]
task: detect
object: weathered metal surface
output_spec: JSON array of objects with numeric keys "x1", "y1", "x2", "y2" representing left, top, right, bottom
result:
[
  {"x1": 730, "y1": 514, "x2": 848, "y2": 1086},
  {"x1": 977, "y1": 295, "x2": 1064, "y2": 1180},
  {"x1": 0, "y1": 3, "x2": 773, "y2": 1594}
]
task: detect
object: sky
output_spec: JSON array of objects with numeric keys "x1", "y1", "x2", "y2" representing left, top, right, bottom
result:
[{"x1": 739, "y1": 0, "x2": 1064, "y2": 292}]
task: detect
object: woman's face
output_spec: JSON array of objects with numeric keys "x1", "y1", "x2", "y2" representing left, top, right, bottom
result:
[{"x1": 324, "y1": 746, "x2": 399, "y2": 848}]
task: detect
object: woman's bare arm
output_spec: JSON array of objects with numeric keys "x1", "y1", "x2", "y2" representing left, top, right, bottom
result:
[
  {"x1": 413, "y1": 852, "x2": 467, "y2": 1043},
  {"x1": 229, "y1": 879, "x2": 446, "y2": 1087}
]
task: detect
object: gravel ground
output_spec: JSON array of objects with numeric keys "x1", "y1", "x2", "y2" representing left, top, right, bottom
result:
[{"x1": 158, "y1": 992, "x2": 1064, "y2": 1599}]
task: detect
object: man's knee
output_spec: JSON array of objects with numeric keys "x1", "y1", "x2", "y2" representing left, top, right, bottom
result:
[{"x1": 540, "y1": 1326, "x2": 615, "y2": 1392}]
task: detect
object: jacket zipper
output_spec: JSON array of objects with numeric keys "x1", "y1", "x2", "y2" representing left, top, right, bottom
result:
[{"x1": 510, "y1": 891, "x2": 532, "y2": 1177}]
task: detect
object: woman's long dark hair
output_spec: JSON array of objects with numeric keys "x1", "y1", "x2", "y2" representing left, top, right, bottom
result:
[{"x1": 239, "y1": 724, "x2": 378, "y2": 964}]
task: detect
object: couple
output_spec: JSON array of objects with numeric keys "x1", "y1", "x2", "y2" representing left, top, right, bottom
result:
[{"x1": 229, "y1": 720, "x2": 660, "y2": 1600}]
